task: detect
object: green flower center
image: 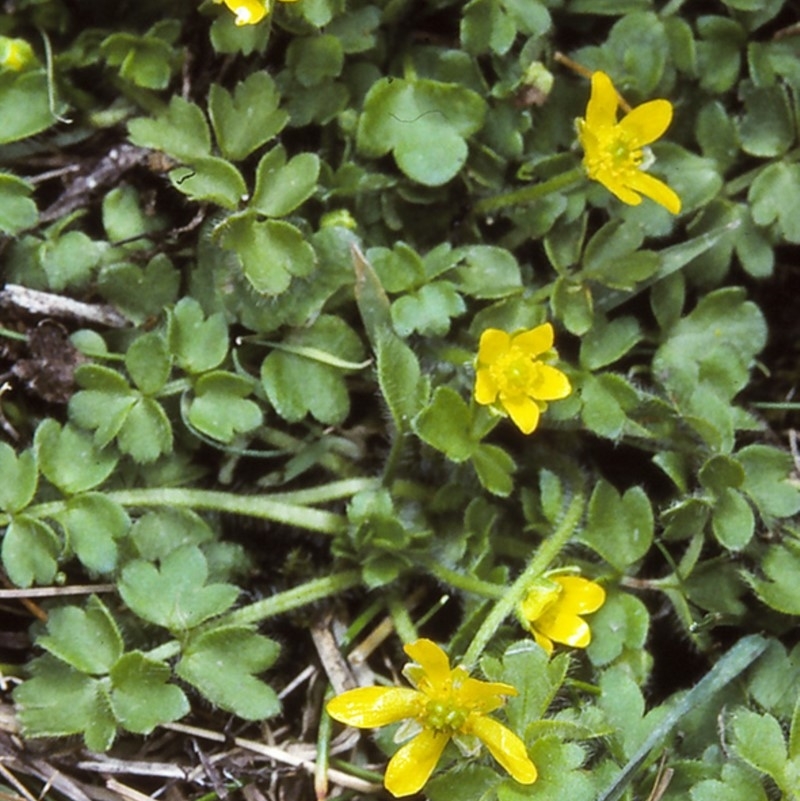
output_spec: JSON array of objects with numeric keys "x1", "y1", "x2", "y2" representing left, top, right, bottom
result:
[
  {"x1": 423, "y1": 698, "x2": 470, "y2": 734},
  {"x1": 491, "y1": 347, "x2": 537, "y2": 399},
  {"x1": 586, "y1": 129, "x2": 643, "y2": 179}
]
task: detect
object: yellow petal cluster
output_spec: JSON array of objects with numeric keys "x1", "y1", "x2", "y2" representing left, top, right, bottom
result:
[
  {"x1": 326, "y1": 638, "x2": 537, "y2": 797},
  {"x1": 0, "y1": 37, "x2": 36, "y2": 71},
  {"x1": 213, "y1": 0, "x2": 298, "y2": 26},
  {"x1": 474, "y1": 323, "x2": 571, "y2": 435},
  {"x1": 577, "y1": 70, "x2": 681, "y2": 214},
  {"x1": 520, "y1": 574, "x2": 606, "y2": 656}
]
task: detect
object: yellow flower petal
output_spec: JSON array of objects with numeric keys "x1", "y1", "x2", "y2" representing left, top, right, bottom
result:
[
  {"x1": 477, "y1": 328, "x2": 511, "y2": 365},
  {"x1": 457, "y1": 677, "x2": 517, "y2": 713},
  {"x1": 532, "y1": 628, "x2": 554, "y2": 656},
  {"x1": 404, "y1": 638, "x2": 451, "y2": 688},
  {"x1": 520, "y1": 582, "x2": 559, "y2": 620},
  {"x1": 384, "y1": 729, "x2": 449, "y2": 797},
  {"x1": 326, "y1": 687, "x2": 420, "y2": 728},
  {"x1": 511, "y1": 323, "x2": 553, "y2": 357},
  {"x1": 578, "y1": 71, "x2": 681, "y2": 213},
  {"x1": 530, "y1": 363, "x2": 572, "y2": 401},
  {"x1": 623, "y1": 168, "x2": 682, "y2": 214},
  {"x1": 585, "y1": 71, "x2": 618, "y2": 130},
  {"x1": 217, "y1": 0, "x2": 267, "y2": 24},
  {"x1": 595, "y1": 171, "x2": 644, "y2": 206},
  {"x1": 467, "y1": 715, "x2": 538, "y2": 784},
  {"x1": 618, "y1": 99, "x2": 673, "y2": 147},
  {"x1": 500, "y1": 394, "x2": 540, "y2": 435},
  {"x1": 474, "y1": 367, "x2": 499, "y2": 405},
  {"x1": 536, "y1": 609, "x2": 592, "y2": 648},
  {"x1": 552, "y1": 576, "x2": 606, "y2": 614}
]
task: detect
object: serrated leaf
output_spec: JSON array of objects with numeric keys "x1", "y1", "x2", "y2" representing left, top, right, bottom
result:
[
  {"x1": 35, "y1": 420, "x2": 118, "y2": 495},
  {"x1": 357, "y1": 77, "x2": 486, "y2": 186},
  {"x1": 128, "y1": 96, "x2": 211, "y2": 162},
  {"x1": 2, "y1": 517, "x2": 60, "y2": 588},
  {"x1": 0, "y1": 172, "x2": 37, "y2": 234},
  {"x1": 580, "y1": 372, "x2": 641, "y2": 440},
  {"x1": 168, "y1": 297, "x2": 228, "y2": 373},
  {"x1": 691, "y1": 764, "x2": 769, "y2": 801},
  {"x1": 455, "y1": 245, "x2": 523, "y2": 298},
  {"x1": 130, "y1": 508, "x2": 215, "y2": 562},
  {"x1": 747, "y1": 542, "x2": 800, "y2": 615},
  {"x1": 731, "y1": 708, "x2": 788, "y2": 782},
  {"x1": 652, "y1": 287, "x2": 766, "y2": 404},
  {"x1": 711, "y1": 488, "x2": 754, "y2": 551},
  {"x1": 187, "y1": 371, "x2": 262, "y2": 442},
  {"x1": 587, "y1": 592, "x2": 650, "y2": 667},
  {"x1": 13, "y1": 655, "x2": 116, "y2": 751},
  {"x1": 119, "y1": 544, "x2": 239, "y2": 632},
  {"x1": 0, "y1": 442, "x2": 37, "y2": 513},
  {"x1": 37, "y1": 596, "x2": 123, "y2": 675},
  {"x1": 176, "y1": 626, "x2": 280, "y2": 719},
  {"x1": 125, "y1": 332, "x2": 171, "y2": 395},
  {"x1": 170, "y1": 156, "x2": 247, "y2": 210},
  {"x1": 749, "y1": 162, "x2": 800, "y2": 244},
  {"x1": 738, "y1": 444, "x2": 800, "y2": 519},
  {"x1": 216, "y1": 214, "x2": 316, "y2": 296},
  {"x1": 260, "y1": 315, "x2": 363, "y2": 425},
  {"x1": 0, "y1": 70, "x2": 60, "y2": 145},
  {"x1": 59, "y1": 493, "x2": 130, "y2": 574},
  {"x1": 208, "y1": 72, "x2": 288, "y2": 161},
  {"x1": 69, "y1": 364, "x2": 137, "y2": 448},
  {"x1": 110, "y1": 652, "x2": 189, "y2": 733},
  {"x1": 116, "y1": 396, "x2": 173, "y2": 463},
  {"x1": 581, "y1": 480, "x2": 653, "y2": 570},
  {"x1": 471, "y1": 443, "x2": 515, "y2": 497},
  {"x1": 97, "y1": 254, "x2": 181, "y2": 324},
  {"x1": 413, "y1": 385, "x2": 476, "y2": 463},
  {"x1": 579, "y1": 316, "x2": 641, "y2": 370},
  {"x1": 498, "y1": 736, "x2": 594, "y2": 801},
  {"x1": 391, "y1": 281, "x2": 465, "y2": 337},
  {"x1": 250, "y1": 146, "x2": 320, "y2": 217}
]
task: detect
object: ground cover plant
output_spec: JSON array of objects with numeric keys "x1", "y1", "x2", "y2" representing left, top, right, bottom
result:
[{"x1": 1, "y1": 0, "x2": 800, "y2": 799}]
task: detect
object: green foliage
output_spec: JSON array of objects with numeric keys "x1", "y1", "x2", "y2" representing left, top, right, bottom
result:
[
  {"x1": 2, "y1": 1, "x2": 800, "y2": 799},
  {"x1": 357, "y1": 76, "x2": 487, "y2": 186}
]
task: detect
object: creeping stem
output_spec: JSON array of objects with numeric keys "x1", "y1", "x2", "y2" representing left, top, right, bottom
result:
[
  {"x1": 472, "y1": 167, "x2": 585, "y2": 216},
  {"x1": 461, "y1": 489, "x2": 586, "y2": 668}
]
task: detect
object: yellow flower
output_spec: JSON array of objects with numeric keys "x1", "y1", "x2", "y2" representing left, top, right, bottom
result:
[
  {"x1": 326, "y1": 638, "x2": 537, "y2": 797},
  {"x1": 520, "y1": 574, "x2": 606, "y2": 656},
  {"x1": 474, "y1": 323, "x2": 571, "y2": 435},
  {"x1": 0, "y1": 37, "x2": 36, "y2": 71},
  {"x1": 213, "y1": 0, "x2": 298, "y2": 25},
  {"x1": 577, "y1": 70, "x2": 681, "y2": 214}
]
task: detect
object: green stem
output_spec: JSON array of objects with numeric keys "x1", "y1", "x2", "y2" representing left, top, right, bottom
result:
[
  {"x1": 420, "y1": 557, "x2": 505, "y2": 599},
  {"x1": 222, "y1": 569, "x2": 363, "y2": 627},
  {"x1": 382, "y1": 430, "x2": 408, "y2": 487},
  {"x1": 15, "y1": 484, "x2": 359, "y2": 534},
  {"x1": 145, "y1": 569, "x2": 363, "y2": 662},
  {"x1": 109, "y1": 488, "x2": 345, "y2": 534},
  {"x1": 473, "y1": 167, "x2": 585, "y2": 216},
  {"x1": 461, "y1": 490, "x2": 585, "y2": 669}
]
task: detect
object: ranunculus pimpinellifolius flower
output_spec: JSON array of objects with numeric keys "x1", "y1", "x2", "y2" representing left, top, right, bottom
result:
[
  {"x1": 0, "y1": 36, "x2": 36, "y2": 71},
  {"x1": 213, "y1": 0, "x2": 298, "y2": 26},
  {"x1": 474, "y1": 323, "x2": 571, "y2": 435},
  {"x1": 520, "y1": 574, "x2": 606, "y2": 656},
  {"x1": 577, "y1": 70, "x2": 681, "y2": 214},
  {"x1": 326, "y1": 638, "x2": 537, "y2": 797}
]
